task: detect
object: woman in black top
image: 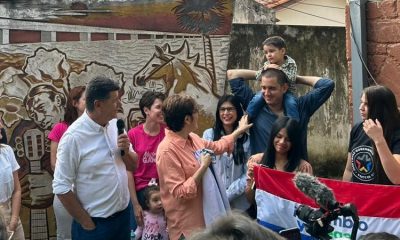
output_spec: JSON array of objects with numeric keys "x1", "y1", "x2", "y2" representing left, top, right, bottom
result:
[{"x1": 343, "y1": 85, "x2": 400, "y2": 185}]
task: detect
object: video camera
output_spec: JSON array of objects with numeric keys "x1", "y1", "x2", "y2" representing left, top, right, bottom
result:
[{"x1": 293, "y1": 173, "x2": 359, "y2": 240}]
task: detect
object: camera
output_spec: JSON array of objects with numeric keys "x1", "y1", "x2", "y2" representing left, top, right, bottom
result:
[{"x1": 295, "y1": 205, "x2": 334, "y2": 240}]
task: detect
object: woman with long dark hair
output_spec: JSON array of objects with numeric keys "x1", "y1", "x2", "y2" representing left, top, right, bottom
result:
[
  {"x1": 203, "y1": 95, "x2": 250, "y2": 212},
  {"x1": 48, "y1": 86, "x2": 86, "y2": 240},
  {"x1": 246, "y1": 116, "x2": 312, "y2": 203},
  {"x1": 343, "y1": 85, "x2": 400, "y2": 185}
]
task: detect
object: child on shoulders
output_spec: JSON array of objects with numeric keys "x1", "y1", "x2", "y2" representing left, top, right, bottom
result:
[{"x1": 247, "y1": 36, "x2": 299, "y2": 121}]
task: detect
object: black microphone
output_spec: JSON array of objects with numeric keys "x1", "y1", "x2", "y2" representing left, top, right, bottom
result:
[
  {"x1": 293, "y1": 172, "x2": 337, "y2": 210},
  {"x1": 116, "y1": 119, "x2": 125, "y2": 156}
]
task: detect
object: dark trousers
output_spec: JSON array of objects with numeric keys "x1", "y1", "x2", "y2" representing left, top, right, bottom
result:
[
  {"x1": 129, "y1": 188, "x2": 146, "y2": 231},
  {"x1": 72, "y1": 205, "x2": 130, "y2": 240}
]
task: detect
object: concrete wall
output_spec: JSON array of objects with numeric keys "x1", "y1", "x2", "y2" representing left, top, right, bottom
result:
[
  {"x1": 227, "y1": 24, "x2": 350, "y2": 178},
  {"x1": 233, "y1": 0, "x2": 276, "y2": 24},
  {"x1": 274, "y1": 0, "x2": 346, "y2": 27}
]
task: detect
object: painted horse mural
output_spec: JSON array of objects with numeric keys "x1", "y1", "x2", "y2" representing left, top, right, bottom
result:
[{"x1": 132, "y1": 40, "x2": 220, "y2": 131}]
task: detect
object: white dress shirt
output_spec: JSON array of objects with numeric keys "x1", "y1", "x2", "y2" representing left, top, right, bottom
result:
[
  {"x1": 52, "y1": 112, "x2": 133, "y2": 217},
  {"x1": 0, "y1": 145, "x2": 20, "y2": 203}
]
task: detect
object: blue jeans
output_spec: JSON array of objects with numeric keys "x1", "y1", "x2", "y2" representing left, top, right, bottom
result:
[
  {"x1": 71, "y1": 205, "x2": 130, "y2": 240},
  {"x1": 247, "y1": 91, "x2": 299, "y2": 121}
]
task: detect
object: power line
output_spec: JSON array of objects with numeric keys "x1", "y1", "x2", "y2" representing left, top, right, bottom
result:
[
  {"x1": 295, "y1": 2, "x2": 345, "y2": 10},
  {"x1": 277, "y1": 5, "x2": 345, "y2": 25},
  {"x1": 348, "y1": 10, "x2": 378, "y2": 85}
]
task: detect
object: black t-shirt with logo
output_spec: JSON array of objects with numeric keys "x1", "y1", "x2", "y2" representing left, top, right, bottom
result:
[{"x1": 348, "y1": 122, "x2": 400, "y2": 185}]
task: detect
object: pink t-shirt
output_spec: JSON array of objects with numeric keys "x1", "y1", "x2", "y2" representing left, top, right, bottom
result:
[
  {"x1": 128, "y1": 124, "x2": 166, "y2": 191},
  {"x1": 48, "y1": 122, "x2": 69, "y2": 142},
  {"x1": 134, "y1": 211, "x2": 168, "y2": 240}
]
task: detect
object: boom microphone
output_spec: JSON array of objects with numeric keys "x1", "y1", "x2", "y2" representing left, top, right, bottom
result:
[
  {"x1": 293, "y1": 172, "x2": 337, "y2": 210},
  {"x1": 116, "y1": 119, "x2": 125, "y2": 156}
]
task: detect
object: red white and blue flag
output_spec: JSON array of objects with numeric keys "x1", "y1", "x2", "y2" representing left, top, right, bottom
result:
[{"x1": 254, "y1": 166, "x2": 400, "y2": 239}]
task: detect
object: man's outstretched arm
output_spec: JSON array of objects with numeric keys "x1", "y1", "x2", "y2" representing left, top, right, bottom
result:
[
  {"x1": 296, "y1": 75, "x2": 322, "y2": 87},
  {"x1": 226, "y1": 69, "x2": 257, "y2": 110},
  {"x1": 227, "y1": 69, "x2": 257, "y2": 81}
]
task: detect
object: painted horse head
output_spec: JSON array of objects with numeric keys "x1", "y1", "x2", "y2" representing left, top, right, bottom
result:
[{"x1": 133, "y1": 40, "x2": 219, "y2": 97}]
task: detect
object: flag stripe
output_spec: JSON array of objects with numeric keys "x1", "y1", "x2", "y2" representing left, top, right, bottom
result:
[{"x1": 254, "y1": 166, "x2": 400, "y2": 218}]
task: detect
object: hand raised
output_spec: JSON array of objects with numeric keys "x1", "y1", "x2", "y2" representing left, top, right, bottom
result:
[
  {"x1": 363, "y1": 119, "x2": 385, "y2": 143},
  {"x1": 236, "y1": 115, "x2": 253, "y2": 135}
]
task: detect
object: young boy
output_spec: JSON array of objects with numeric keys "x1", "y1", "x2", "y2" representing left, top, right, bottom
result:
[{"x1": 247, "y1": 36, "x2": 299, "y2": 121}]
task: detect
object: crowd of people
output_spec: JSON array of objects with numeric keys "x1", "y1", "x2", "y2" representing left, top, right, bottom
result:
[{"x1": 1, "y1": 35, "x2": 400, "y2": 240}]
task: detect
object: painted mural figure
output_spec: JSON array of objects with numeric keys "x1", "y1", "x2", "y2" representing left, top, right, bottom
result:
[
  {"x1": 24, "y1": 84, "x2": 67, "y2": 130},
  {"x1": 133, "y1": 40, "x2": 220, "y2": 133}
]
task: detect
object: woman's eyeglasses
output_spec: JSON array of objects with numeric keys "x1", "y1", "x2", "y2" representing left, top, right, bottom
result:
[{"x1": 219, "y1": 107, "x2": 235, "y2": 113}]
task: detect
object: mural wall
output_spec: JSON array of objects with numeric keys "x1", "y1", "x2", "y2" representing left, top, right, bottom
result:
[{"x1": 0, "y1": 1, "x2": 233, "y2": 239}]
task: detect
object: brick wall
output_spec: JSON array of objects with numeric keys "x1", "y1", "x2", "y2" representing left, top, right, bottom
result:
[{"x1": 346, "y1": 0, "x2": 400, "y2": 113}]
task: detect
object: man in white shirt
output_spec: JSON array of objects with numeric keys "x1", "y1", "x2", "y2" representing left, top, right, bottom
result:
[{"x1": 52, "y1": 76, "x2": 137, "y2": 240}]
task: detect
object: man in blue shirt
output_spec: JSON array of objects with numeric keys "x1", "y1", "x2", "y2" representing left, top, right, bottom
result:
[{"x1": 227, "y1": 68, "x2": 334, "y2": 160}]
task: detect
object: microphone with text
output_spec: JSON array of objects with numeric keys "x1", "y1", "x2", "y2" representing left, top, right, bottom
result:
[
  {"x1": 116, "y1": 119, "x2": 125, "y2": 157},
  {"x1": 293, "y1": 173, "x2": 359, "y2": 240}
]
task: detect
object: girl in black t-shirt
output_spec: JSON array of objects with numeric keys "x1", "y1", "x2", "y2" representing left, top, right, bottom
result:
[{"x1": 343, "y1": 85, "x2": 400, "y2": 185}]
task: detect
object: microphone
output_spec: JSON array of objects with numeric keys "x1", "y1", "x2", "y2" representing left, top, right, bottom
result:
[
  {"x1": 293, "y1": 172, "x2": 337, "y2": 210},
  {"x1": 116, "y1": 119, "x2": 125, "y2": 156}
]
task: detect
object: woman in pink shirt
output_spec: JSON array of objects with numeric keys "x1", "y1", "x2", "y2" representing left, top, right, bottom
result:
[
  {"x1": 127, "y1": 91, "x2": 166, "y2": 230},
  {"x1": 156, "y1": 95, "x2": 252, "y2": 239},
  {"x1": 48, "y1": 86, "x2": 86, "y2": 240}
]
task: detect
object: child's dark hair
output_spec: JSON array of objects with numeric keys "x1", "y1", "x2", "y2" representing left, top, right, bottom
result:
[
  {"x1": 143, "y1": 185, "x2": 160, "y2": 210},
  {"x1": 262, "y1": 36, "x2": 286, "y2": 49}
]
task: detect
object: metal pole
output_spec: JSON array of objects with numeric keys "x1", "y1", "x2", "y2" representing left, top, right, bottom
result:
[{"x1": 349, "y1": 0, "x2": 368, "y2": 124}]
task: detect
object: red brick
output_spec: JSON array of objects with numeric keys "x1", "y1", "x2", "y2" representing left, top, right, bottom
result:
[
  {"x1": 91, "y1": 33, "x2": 108, "y2": 41},
  {"x1": 387, "y1": 43, "x2": 400, "y2": 63},
  {"x1": 368, "y1": 54, "x2": 386, "y2": 76},
  {"x1": 367, "y1": 42, "x2": 387, "y2": 55},
  {"x1": 380, "y1": 0, "x2": 397, "y2": 18},
  {"x1": 367, "y1": 20, "x2": 400, "y2": 43},
  {"x1": 9, "y1": 30, "x2": 41, "y2": 43},
  {"x1": 116, "y1": 34, "x2": 131, "y2": 40},
  {"x1": 345, "y1": 6, "x2": 352, "y2": 61},
  {"x1": 377, "y1": 60, "x2": 400, "y2": 104},
  {"x1": 56, "y1": 32, "x2": 80, "y2": 42},
  {"x1": 367, "y1": 2, "x2": 383, "y2": 19}
]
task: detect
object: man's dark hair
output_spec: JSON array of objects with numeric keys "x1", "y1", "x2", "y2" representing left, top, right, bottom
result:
[
  {"x1": 163, "y1": 94, "x2": 198, "y2": 132},
  {"x1": 85, "y1": 76, "x2": 120, "y2": 112},
  {"x1": 262, "y1": 36, "x2": 286, "y2": 49},
  {"x1": 260, "y1": 68, "x2": 289, "y2": 86},
  {"x1": 189, "y1": 212, "x2": 284, "y2": 240},
  {"x1": 139, "y1": 91, "x2": 166, "y2": 118}
]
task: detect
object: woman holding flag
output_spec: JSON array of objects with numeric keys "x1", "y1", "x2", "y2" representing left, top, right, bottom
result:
[{"x1": 246, "y1": 116, "x2": 313, "y2": 201}]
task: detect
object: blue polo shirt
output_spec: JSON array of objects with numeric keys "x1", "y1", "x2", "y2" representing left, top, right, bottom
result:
[{"x1": 229, "y1": 78, "x2": 334, "y2": 159}]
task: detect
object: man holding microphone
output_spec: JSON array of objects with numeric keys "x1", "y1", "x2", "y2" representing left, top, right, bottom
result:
[{"x1": 53, "y1": 76, "x2": 137, "y2": 240}]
